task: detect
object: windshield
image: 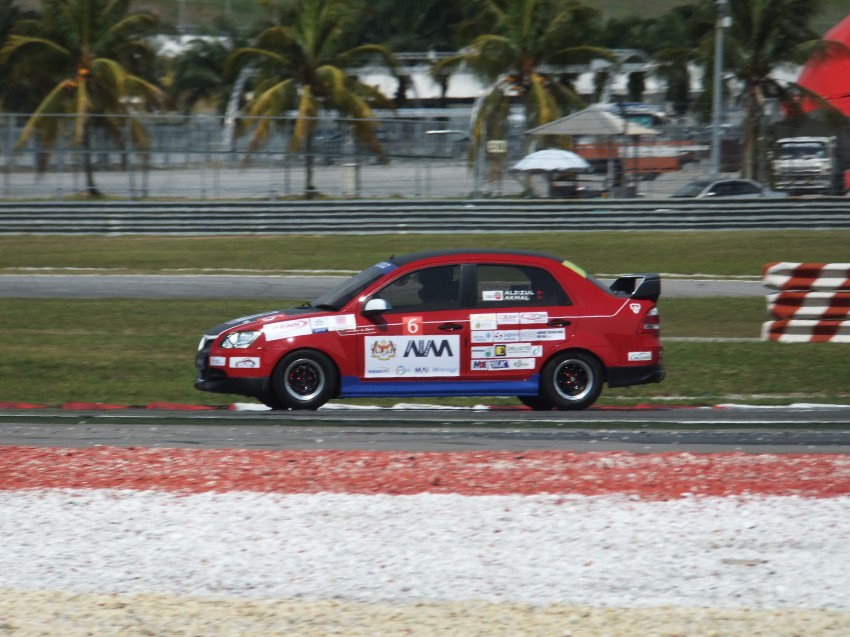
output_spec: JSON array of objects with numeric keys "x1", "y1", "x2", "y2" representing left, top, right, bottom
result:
[
  {"x1": 309, "y1": 260, "x2": 398, "y2": 310},
  {"x1": 777, "y1": 143, "x2": 826, "y2": 160}
]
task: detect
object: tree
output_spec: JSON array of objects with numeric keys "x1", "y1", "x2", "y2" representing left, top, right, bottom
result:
[
  {"x1": 432, "y1": 0, "x2": 612, "y2": 179},
  {"x1": 358, "y1": 0, "x2": 466, "y2": 51},
  {"x1": 0, "y1": 0, "x2": 41, "y2": 112},
  {"x1": 168, "y1": 35, "x2": 238, "y2": 115},
  {"x1": 597, "y1": 4, "x2": 712, "y2": 117},
  {"x1": 0, "y1": 0, "x2": 167, "y2": 196},
  {"x1": 227, "y1": 0, "x2": 397, "y2": 198},
  {"x1": 702, "y1": 0, "x2": 845, "y2": 179}
]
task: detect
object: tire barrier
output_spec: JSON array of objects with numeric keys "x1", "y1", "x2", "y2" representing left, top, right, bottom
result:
[
  {"x1": 762, "y1": 261, "x2": 850, "y2": 292},
  {"x1": 762, "y1": 262, "x2": 850, "y2": 342}
]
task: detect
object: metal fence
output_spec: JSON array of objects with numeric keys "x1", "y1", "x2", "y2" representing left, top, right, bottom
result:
[{"x1": 0, "y1": 112, "x2": 740, "y2": 200}]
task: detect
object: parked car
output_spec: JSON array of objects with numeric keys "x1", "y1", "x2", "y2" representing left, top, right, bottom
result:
[
  {"x1": 195, "y1": 250, "x2": 665, "y2": 411},
  {"x1": 672, "y1": 178, "x2": 788, "y2": 199}
]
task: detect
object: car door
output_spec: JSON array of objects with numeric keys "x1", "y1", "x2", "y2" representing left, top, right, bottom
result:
[
  {"x1": 358, "y1": 264, "x2": 468, "y2": 384},
  {"x1": 469, "y1": 263, "x2": 578, "y2": 379}
]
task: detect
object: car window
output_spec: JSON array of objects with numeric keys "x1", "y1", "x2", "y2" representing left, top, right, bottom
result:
[
  {"x1": 474, "y1": 264, "x2": 571, "y2": 308},
  {"x1": 373, "y1": 265, "x2": 461, "y2": 313},
  {"x1": 708, "y1": 182, "x2": 728, "y2": 196},
  {"x1": 737, "y1": 181, "x2": 761, "y2": 194},
  {"x1": 672, "y1": 181, "x2": 709, "y2": 197}
]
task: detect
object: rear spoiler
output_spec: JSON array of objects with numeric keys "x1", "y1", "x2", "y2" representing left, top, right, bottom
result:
[{"x1": 609, "y1": 273, "x2": 661, "y2": 302}]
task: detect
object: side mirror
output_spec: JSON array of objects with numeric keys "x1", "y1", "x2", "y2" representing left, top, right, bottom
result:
[{"x1": 362, "y1": 298, "x2": 389, "y2": 316}]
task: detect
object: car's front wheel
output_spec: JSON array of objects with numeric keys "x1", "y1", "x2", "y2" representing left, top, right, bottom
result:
[
  {"x1": 268, "y1": 350, "x2": 337, "y2": 410},
  {"x1": 539, "y1": 351, "x2": 603, "y2": 411}
]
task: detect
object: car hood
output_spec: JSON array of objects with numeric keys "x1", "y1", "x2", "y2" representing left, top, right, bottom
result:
[{"x1": 204, "y1": 306, "x2": 317, "y2": 337}]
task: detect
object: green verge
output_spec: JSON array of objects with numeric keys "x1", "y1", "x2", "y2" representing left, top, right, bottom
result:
[
  {"x1": 1, "y1": 297, "x2": 847, "y2": 408},
  {"x1": 3, "y1": 230, "x2": 850, "y2": 277}
]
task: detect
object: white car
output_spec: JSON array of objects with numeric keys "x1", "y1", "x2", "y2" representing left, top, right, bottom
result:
[{"x1": 672, "y1": 178, "x2": 788, "y2": 199}]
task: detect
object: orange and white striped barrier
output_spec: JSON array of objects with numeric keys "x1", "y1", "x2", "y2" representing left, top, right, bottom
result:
[
  {"x1": 761, "y1": 319, "x2": 850, "y2": 343},
  {"x1": 762, "y1": 262, "x2": 850, "y2": 292},
  {"x1": 763, "y1": 263, "x2": 850, "y2": 342},
  {"x1": 767, "y1": 291, "x2": 850, "y2": 320}
]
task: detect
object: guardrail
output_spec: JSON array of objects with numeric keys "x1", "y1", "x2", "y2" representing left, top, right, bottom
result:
[{"x1": 1, "y1": 198, "x2": 849, "y2": 234}]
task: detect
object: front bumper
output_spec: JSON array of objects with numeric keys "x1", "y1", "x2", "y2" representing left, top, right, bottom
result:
[
  {"x1": 194, "y1": 370, "x2": 268, "y2": 399},
  {"x1": 607, "y1": 364, "x2": 666, "y2": 388}
]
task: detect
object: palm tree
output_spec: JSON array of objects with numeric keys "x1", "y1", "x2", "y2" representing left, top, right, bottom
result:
[
  {"x1": 226, "y1": 0, "x2": 397, "y2": 198},
  {"x1": 0, "y1": 0, "x2": 167, "y2": 196},
  {"x1": 599, "y1": 5, "x2": 713, "y2": 117},
  {"x1": 0, "y1": 0, "x2": 41, "y2": 112},
  {"x1": 432, "y1": 0, "x2": 612, "y2": 178},
  {"x1": 702, "y1": 0, "x2": 845, "y2": 179},
  {"x1": 169, "y1": 35, "x2": 237, "y2": 115}
]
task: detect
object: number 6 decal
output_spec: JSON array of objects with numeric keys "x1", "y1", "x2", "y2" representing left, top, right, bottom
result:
[{"x1": 403, "y1": 316, "x2": 422, "y2": 335}]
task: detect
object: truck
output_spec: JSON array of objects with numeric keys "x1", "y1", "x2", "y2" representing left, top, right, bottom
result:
[{"x1": 771, "y1": 136, "x2": 850, "y2": 196}]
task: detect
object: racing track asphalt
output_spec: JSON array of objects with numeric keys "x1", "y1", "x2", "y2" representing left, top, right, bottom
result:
[
  {"x1": 3, "y1": 404, "x2": 850, "y2": 452},
  {"x1": 0, "y1": 274, "x2": 767, "y2": 299}
]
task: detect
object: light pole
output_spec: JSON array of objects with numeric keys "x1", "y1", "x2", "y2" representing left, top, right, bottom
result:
[{"x1": 709, "y1": 0, "x2": 730, "y2": 178}]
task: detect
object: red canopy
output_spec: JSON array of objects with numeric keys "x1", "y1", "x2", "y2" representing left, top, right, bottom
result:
[{"x1": 797, "y1": 14, "x2": 850, "y2": 115}]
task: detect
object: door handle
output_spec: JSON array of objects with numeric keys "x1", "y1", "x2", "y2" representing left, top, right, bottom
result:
[
  {"x1": 439, "y1": 322, "x2": 464, "y2": 331},
  {"x1": 548, "y1": 319, "x2": 571, "y2": 327}
]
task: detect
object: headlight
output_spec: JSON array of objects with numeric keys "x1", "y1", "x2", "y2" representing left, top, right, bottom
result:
[{"x1": 220, "y1": 330, "x2": 261, "y2": 348}]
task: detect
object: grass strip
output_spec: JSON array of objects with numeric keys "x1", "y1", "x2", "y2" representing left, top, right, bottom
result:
[
  {"x1": 3, "y1": 231, "x2": 850, "y2": 277},
  {"x1": 1, "y1": 297, "x2": 847, "y2": 408}
]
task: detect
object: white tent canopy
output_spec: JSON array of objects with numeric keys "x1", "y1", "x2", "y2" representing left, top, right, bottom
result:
[
  {"x1": 526, "y1": 105, "x2": 660, "y2": 137},
  {"x1": 510, "y1": 149, "x2": 591, "y2": 173}
]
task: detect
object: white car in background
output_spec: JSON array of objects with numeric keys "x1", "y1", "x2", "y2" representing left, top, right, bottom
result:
[{"x1": 672, "y1": 178, "x2": 789, "y2": 199}]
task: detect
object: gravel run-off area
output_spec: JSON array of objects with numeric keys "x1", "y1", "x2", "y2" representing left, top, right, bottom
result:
[{"x1": 1, "y1": 446, "x2": 850, "y2": 636}]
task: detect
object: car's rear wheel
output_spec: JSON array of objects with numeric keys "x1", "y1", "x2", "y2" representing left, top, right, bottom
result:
[
  {"x1": 539, "y1": 351, "x2": 603, "y2": 411},
  {"x1": 517, "y1": 395, "x2": 554, "y2": 410},
  {"x1": 268, "y1": 350, "x2": 337, "y2": 410}
]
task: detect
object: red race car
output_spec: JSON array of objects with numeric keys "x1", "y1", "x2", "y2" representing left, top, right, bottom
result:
[{"x1": 195, "y1": 249, "x2": 664, "y2": 410}]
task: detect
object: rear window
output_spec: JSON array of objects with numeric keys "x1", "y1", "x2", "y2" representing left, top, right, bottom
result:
[{"x1": 474, "y1": 264, "x2": 571, "y2": 308}]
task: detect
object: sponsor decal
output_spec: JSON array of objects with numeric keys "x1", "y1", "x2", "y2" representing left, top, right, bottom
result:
[
  {"x1": 471, "y1": 346, "x2": 495, "y2": 359},
  {"x1": 503, "y1": 343, "x2": 543, "y2": 357},
  {"x1": 494, "y1": 344, "x2": 507, "y2": 357},
  {"x1": 339, "y1": 326, "x2": 376, "y2": 336},
  {"x1": 520, "y1": 328, "x2": 565, "y2": 341},
  {"x1": 520, "y1": 311, "x2": 548, "y2": 324},
  {"x1": 365, "y1": 335, "x2": 460, "y2": 378},
  {"x1": 470, "y1": 313, "x2": 498, "y2": 330},
  {"x1": 470, "y1": 358, "x2": 535, "y2": 371},
  {"x1": 229, "y1": 356, "x2": 260, "y2": 369},
  {"x1": 209, "y1": 356, "x2": 226, "y2": 367},
  {"x1": 328, "y1": 314, "x2": 357, "y2": 331},
  {"x1": 497, "y1": 312, "x2": 519, "y2": 324},
  {"x1": 310, "y1": 316, "x2": 329, "y2": 333},
  {"x1": 262, "y1": 319, "x2": 312, "y2": 341},
  {"x1": 402, "y1": 316, "x2": 423, "y2": 335},
  {"x1": 493, "y1": 330, "x2": 520, "y2": 342},
  {"x1": 630, "y1": 303, "x2": 642, "y2": 314},
  {"x1": 471, "y1": 330, "x2": 495, "y2": 343},
  {"x1": 628, "y1": 351, "x2": 653, "y2": 362},
  {"x1": 482, "y1": 290, "x2": 504, "y2": 301}
]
